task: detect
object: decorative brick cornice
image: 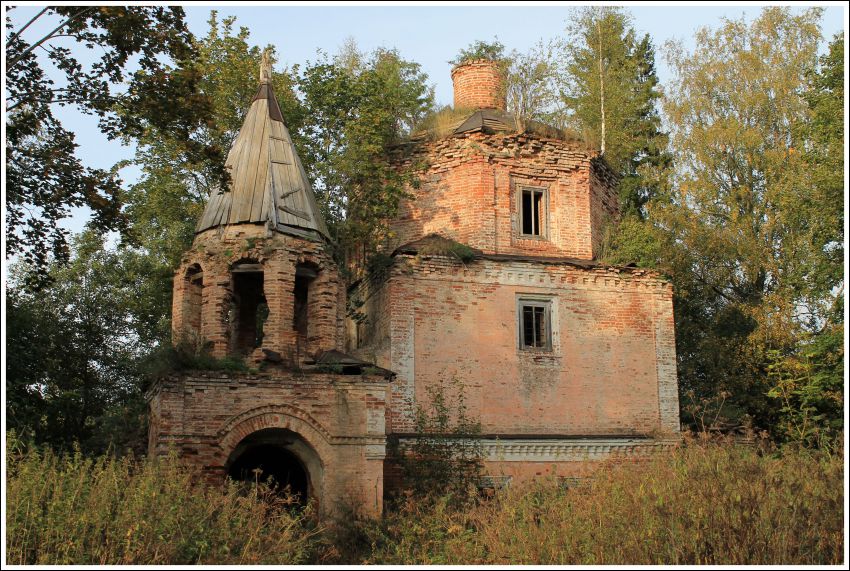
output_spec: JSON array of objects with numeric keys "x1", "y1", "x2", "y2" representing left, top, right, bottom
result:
[{"x1": 397, "y1": 437, "x2": 680, "y2": 462}]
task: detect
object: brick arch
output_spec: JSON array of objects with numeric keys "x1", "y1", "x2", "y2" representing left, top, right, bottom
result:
[
  {"x1": 216, "y1": 403, "x2": 333, "y2": 468},
  {"x1": 295, "y1": 253, "x2": 324, "y2": 271}
]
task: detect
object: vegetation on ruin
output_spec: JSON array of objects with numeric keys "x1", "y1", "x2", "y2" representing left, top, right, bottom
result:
[
  {"x1": 450, "y1": 39, "x2": 507, "y2": 65},
  {"x1": 146, "y1": 340, "x2": 253, "y2": 375},
  {"x1": 7, "y1": 433, "x2": 843, "y2": 565},
  {"x1": 388, "y1": 376, "x2": 484, "y2": 506},
  {"x1": 410, "y1": 237, "x2": 479, "y2": 264},
  {"x1": 4, "y1": 8, "x2": 844, "y2": 563},
  {"x1": 409, "y1": 105, "x2": 477, "y2": 139}
]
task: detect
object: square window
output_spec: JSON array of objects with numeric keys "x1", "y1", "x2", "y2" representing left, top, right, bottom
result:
[
  {"x1": 520, "y1": 187, "x2": 546, "y2": 237},
  {"x1": 517, "y1": 297, "x2": 552, "y2": 350}
]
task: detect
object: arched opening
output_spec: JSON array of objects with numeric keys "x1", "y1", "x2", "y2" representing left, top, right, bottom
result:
[
  {"x1": 225, "y1": 428, "x2": 320, "y2": 505},
  {"x1": 230, "y1": 259, "x2": 267, "y2": 355}
]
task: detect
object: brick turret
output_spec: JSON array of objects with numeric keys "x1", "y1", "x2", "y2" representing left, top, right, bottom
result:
[{"x1": 451, "y1": 58, "x2": 506, "y2": 111}]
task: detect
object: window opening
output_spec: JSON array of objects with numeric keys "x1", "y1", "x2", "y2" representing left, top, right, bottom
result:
[
  {"x1": 518, "y1": 298, "x2": 552, "y2": 350},
  {"x1": 184, "y1": 265, "x2": 203, "y2": 337},
  {"x1": 231, "y1": 266, "x2": 266, "y2": 354},
  {"x1": 521, "y1": 188, "x2": 545, "y2": 236}
]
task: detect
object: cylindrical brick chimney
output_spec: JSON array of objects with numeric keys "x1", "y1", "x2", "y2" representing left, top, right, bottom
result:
[{"x1": 451, "y1": 58, "x2": 506, "y2": 111}]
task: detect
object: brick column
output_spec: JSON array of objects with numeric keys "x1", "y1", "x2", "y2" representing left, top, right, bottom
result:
[
  {"x1": 171, "y1": 263, "x2": 189, "y2": 343},
  {"x1": 307, "y1": 262, "x2": 342, "y2": 353},
  {"x1": 203, "y1": 266, "x2": 232, "y2": 359},
  {"x1": 451, "y1": 59, "x2": 506, "y2": 111},
  {"x1": 263, "y1": 256, "x2": 297, "y2": 363}
]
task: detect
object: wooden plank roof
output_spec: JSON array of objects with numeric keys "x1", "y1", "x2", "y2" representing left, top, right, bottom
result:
[{"x1": 195, "y1": 65, "x2": 329, "y2": 241}]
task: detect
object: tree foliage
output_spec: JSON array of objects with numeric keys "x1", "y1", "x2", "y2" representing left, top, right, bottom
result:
[
  {"x1": 298, "y1": 42, "x2": 434, "y2": 267},
  {"x1": 391, "y1": 376, "x2": 484, "y2": 506},
  {"x1": 504, "y1": 41, "x2": 561, "y2": 132},
  {"x1": 560, "y1": 6, "x2": 670, "y2": 217},
  {"x1": 651, "y1": 7, "x2": 840, "y2": 440},
  {"x1": 450, "y1": 38, "x2": 506, "y2": 65},
  {"x1": 5, "y1": 6, "x2": 221, "y2": 286},
  {"x1": 6, "y1": 232, "x2": 152, "y2": 454}
]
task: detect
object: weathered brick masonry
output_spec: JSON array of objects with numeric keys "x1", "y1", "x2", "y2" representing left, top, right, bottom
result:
[
  {"x1": 148, "y1": 370, "x2": 389, "y2": 517},
  {"x1": 150, "y1": 54, "x2": 680, "y2": 513},
  {"x1": 150, "y1": 57, "x2": 391, "y2": 518},
  {"x1": 172, "y1": 224, "x2": 345, "y2": 366},
  {"x1": 452, "y1": 58, "x2": 507, "y2": 111},
  {"x1": 350, "y1": 58, "x2": 679, "y2": 486},
  {"x1": 389, "y1": 132, "x2": 619, "y2": 260}
]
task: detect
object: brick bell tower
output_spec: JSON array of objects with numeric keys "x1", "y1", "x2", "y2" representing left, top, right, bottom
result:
[
  {"x1": 147, "y1": 52, "x2": 391, "y2": 518},
  {"x1": 171, "y1": 51, "x2": 341, "y2": 366}
]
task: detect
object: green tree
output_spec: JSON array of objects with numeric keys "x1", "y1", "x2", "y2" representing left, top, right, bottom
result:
[
  {"x1": 6, "y1": 232, "x2": 151, "y2": 454},
  {"x1": 505, "y1": 41, "x2": 561, "y2": 132},
  {"x1": 5, "y1": 6, "x2": 221, "y2": 287},
  {"x1": 298, "y1": 42, "x2": 434, "y2": 268},
  {"x1": 392, "y1": 376, "x2": 484, "y2": 506},
  {"x1": 658, "y1": 7, "x2": 833, "y2": 434},
  {"x1": 560, "y1": 7, "x2": 670, "y2": 217},
  {"x1": 450, "y1": 38, "x2": 506, "y2": 65},
  {"x1": 763, "y1": 32, "x2": 844, "y2": 447}
]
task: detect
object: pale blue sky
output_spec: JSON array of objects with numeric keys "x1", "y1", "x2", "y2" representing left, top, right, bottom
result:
[{"x1": 4, "y1": 2, "x2": 847, "y2": 235}]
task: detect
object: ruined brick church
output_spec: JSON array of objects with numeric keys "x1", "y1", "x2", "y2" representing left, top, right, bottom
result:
[{"x1": 147, "y1": 56, "x2": 680, "y2": 518}]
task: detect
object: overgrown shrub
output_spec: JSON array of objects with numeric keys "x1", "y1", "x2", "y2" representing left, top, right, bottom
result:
[
  {"x1": 450, "y1": 39, "x2": 506, "y2": 65},
  {"x1": 143, "y1": 338, "x2": 252, "y2": 377},
  {"x1": 389, "y1": 376, "x2": 484, "y2": 506},
  {"x1": 5, "y1": 436, "x2": 317, "y2": 565},
  {"x1": 365, "y1": 438, "x2": 844, "y2": 565}
]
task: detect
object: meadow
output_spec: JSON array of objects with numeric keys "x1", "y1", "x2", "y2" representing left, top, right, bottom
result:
[{"x1": 5, "y1": 435, "x2": 844, "y2": 565}]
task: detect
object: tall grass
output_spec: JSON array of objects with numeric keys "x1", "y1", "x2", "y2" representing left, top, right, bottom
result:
[
  {"x1": 348, "y1": 440, "x2": 844, "y2": 565},
  {"x1": 6, "y1": 436, "x2": 844, "y2": 565},
  {"x1": 5, "y1": 438, "x2": 317, "y2": 565}
]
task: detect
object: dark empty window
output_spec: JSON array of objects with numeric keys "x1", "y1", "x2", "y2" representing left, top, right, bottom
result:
[
  {"x1": 231, "y1": 263, "x2": 266, "y2": 355},
  {"x1": 518, "y1": 298, "x2": 552, "y2": 350},
  {"x1": 294, "y1": 276, "x2": 309, "y2": 335},
  {"x1": 521, "y1": 187, "x2": 546, "y2": 236}
]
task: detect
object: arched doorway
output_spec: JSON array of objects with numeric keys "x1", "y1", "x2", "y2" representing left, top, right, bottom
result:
[{"x1": 224, "y1": 428, "x2": 320, "y2": 505}]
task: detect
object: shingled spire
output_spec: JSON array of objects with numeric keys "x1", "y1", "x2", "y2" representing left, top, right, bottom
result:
[{"x1": 196, "y1": 50, "x2": 329, "y2": 240}]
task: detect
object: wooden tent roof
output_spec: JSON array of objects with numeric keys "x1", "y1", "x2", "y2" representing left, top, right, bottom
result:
[{"x1": 196, "y1": 59, "x2": 329, "y2": 240}]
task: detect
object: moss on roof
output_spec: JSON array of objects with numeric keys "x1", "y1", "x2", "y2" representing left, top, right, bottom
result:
[
  {"x1": 394, "y1": 234, "x2": 480, "y2": 263},
  {"x1": 408, "y1": 106, "x2": 591, "y2": 148}
]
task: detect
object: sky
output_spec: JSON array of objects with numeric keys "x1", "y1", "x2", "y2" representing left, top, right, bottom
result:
[{"x1": 4, "y1": 1, "x2": 848, "y2": 237}]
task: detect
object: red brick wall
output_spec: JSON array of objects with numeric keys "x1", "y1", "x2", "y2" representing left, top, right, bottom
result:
[
  {"x1": 147, "y1": 370, "x2": 390, "y2": 518},
  {"x1": 390, "y1": 133, "x2": 619, "y2": 260},
  {"x1": 351, "y1": 254, "x2": 679, "y2": 437},
  {"x1": 451, "y1": 59, "x2": 506, "y2": 111},
  {"x1": 172, "y1": 225, "x2": 344, "y2": 365}
]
